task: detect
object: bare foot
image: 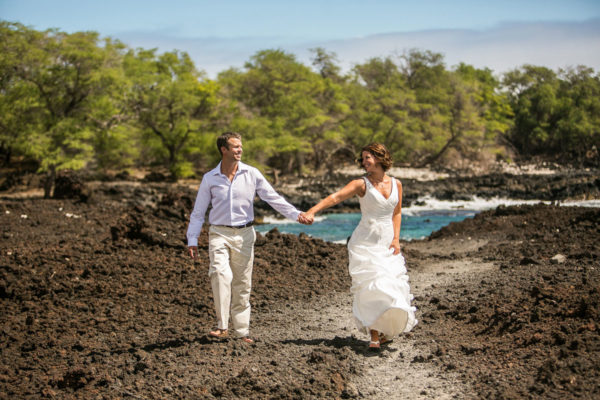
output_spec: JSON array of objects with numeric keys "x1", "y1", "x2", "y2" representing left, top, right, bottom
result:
[
  {"x1": 209, "y1": 329, "x2": 228, "y2": 338},
  {"x1": 369, "y1": 329, "x2": 380, "y2": 349},
  {"x1": 380, "y1": 334, "x2": 391, "y2": 345}
]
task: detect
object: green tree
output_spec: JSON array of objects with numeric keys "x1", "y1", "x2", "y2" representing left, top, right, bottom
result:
[
  {"x1": 503, "y1": 65, "x2": 600, "y2": 162},
  {"x1": 0, "y1": 22, "x2": 41, "y2": 166},
  {"x1": 344, "y1": 57, "x2": 417, "y2": 164},
  {"x1": 310, "y1": 47, "x2": 343, "y2": 82},
  {"x1": 398, "y1": 49, "x2": 453, "y2": 166},
  {"x1": 124, "y1": 49, "x2": 217, "y2": 178},
  {"x1": 554, "y1": 66, "x2": 600, "y2": 159},
  {"x1": 7, "y1": 26, "x2": 126, "y2": 196},
  {"x1": 393, "y1": 51, "x2": 511, "y2": 168},
  {"x1": 218, "y1": 49, "x2": 344, "y2": 175},
  {"x1": 427, "y1": 63, "x2": 512, "y2": 166},
  {"x1": 454, "y1": 64, "x2": 513, "y2": 159},
  {"x1": 503, "y1": 65, "x2": 560, "y2": 155},
  {"x1": 212, "y1": 66, "x2": 275, "y2": 169},
  {"x1": 308, "y1": 48, "x2": 350, "y2": 172},
  {"x1": 86, "y1": 40, "x2": 136, "y2": 172}
]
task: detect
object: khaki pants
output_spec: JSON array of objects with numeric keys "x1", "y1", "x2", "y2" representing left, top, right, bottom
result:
[{"x1": 208, "y1": 225, "x2": 256, "y2": 337}]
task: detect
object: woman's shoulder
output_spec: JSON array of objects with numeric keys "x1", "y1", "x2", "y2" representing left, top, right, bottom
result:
[
  {"x1": 350, "y1": 177, "x2": 367, "y2": 186},
  {"x1": 346, "y1": 177, "x2": 367, "y2": 196},
  {"x1": 389, "y1": 175, "x2": 402, "y2": 184}
]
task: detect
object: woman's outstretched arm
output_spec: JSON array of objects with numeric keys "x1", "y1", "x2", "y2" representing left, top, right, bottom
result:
[{"x1": 304, "y1": 179, "x2": 365, "y2": 219}]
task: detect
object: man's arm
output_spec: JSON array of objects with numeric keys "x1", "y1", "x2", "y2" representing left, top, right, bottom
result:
[
  {"x1": 254, "y1": 170, "x2": 302, "y2": 222},
  {"x1": 187, "y1": 176, "x2": 211, "y2": 258}
]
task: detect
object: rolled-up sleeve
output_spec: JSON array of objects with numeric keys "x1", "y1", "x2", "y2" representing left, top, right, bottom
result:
[
  {"x1": 186, "y1": 176, "x2": 211, "y2": 246},
  {"x1": 254, "y1": 170, "x2": 301, "y2": 221}
]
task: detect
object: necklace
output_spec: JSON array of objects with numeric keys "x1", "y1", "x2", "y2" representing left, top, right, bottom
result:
[{"x1": 368, "y1": 175, "x2": 388, "y2": 187}]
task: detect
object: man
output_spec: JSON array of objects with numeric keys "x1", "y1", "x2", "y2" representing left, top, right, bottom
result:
[{"x1": 187, "y1": 132, "x2": 312, "y2": 343}]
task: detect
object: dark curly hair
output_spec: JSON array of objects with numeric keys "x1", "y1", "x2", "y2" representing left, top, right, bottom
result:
[{"x1": 357, "y1": 142, "x2": 393, "y2": 171}]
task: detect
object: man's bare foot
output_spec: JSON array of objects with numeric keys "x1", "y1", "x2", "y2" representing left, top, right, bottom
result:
[{"x1": 209, "y1": 329, "x2": 228, "y2": 338}]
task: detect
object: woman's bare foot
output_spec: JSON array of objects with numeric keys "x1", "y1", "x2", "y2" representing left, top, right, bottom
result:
[
  {"x1": 369, "y1": 329, "x2": 380, "y2": 349},
  {"x1": 379, "y1": 333, "x2": 391, "y2": 345}
]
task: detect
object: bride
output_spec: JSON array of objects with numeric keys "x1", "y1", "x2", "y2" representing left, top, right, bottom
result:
[{"x1": 304, "y1": 143, "x2": 417, "y2": 349}]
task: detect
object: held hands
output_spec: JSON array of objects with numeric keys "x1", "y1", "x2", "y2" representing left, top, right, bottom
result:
[
  {"x1": 389, "y1": 239, "x2": 401, "y2": 255},
  {"x1": 298, "y1": 212, "x2": 314, "y2": 225}
]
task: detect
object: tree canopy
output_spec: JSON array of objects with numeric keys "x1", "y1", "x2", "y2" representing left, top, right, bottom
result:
[{"x1": 1, "y1": 22, "x2": 599, "y2": 188}]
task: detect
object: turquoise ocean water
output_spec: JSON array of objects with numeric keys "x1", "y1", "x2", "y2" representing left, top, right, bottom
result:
[
  {"x1": 256, "y1": 210, "x2": 477, "y2": 243},
  {"x1": 255, "y1": 197, "x2": 600, "y2": 243}
]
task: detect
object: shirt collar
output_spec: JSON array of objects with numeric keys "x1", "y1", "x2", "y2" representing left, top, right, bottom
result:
[{"x1": 212, "y1": 161, "x2": 249, "y2": 176}]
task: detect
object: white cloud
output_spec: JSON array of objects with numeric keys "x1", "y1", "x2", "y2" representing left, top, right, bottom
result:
[
  {"x1": 116, "y1": 18, "x2": 600, "y2": 78},
  {"x1": 297, "y1": 19, "x2": 600, "y2": 76}
]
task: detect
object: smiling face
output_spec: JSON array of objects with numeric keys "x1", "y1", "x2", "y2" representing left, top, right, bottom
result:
[
  {"x1": 221, "y1": 138, "x2": 243, "y2": 162},
  {"x1": 358, "y1": 143, "x2": 392, "y2": 172},
  {"x1": 361, "y1": 151, "x2": 380, "y2": 172}
]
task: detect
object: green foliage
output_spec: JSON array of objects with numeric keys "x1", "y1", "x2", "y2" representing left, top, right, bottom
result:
[
  {"x1": 218, "y1": 49, "x2": 349, "y2": 174},
  {"x1": 503, "y1": 65, "x2": 600, "y2": 160},
  {"x1": 0, "y1": 22, "x2": 44, "y2": 165},
  {"x1": 1, "y1": 21, "x2": 598, "y2": 182},
  {"x1": 345, "y1": 57, "x2": 415, "y2": 163},
  {"x1": 0, "y1": 23, "x2": 134, "y2": 194},
  {"x1": 124, "y1": 49, "x2": 218, "y2": 177}
]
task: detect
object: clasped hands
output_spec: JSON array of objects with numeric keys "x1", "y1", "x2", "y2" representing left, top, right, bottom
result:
[{"x1": 297, "y1": 212, "x2": 314, "y2": 225}]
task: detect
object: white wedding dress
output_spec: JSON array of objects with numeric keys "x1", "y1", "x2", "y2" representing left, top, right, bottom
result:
[{"x1": 347, "y1": 177, "x2": 418, "y2": 337}]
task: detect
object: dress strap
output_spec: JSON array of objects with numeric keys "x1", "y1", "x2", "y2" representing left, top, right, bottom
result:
[
  {"x1": 391, "y1": 177, "x2": 399, "y2": 201},
  {"x1": 362, "y1": 176, "x2": 372, "y2": 188}
]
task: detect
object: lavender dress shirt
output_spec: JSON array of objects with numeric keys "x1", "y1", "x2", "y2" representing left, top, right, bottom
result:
[{"x1": 186, "y1": 162, "x2": 301, "y2": 246}]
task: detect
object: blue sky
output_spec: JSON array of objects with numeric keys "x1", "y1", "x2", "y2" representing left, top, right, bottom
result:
[{"x1": 2, "y1": 0, "x2": 599, "y2": 77}]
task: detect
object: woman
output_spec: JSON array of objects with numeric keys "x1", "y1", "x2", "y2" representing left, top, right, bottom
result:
[{"x1": 304, "y1": 143, "x2": 417, "y2": 349}]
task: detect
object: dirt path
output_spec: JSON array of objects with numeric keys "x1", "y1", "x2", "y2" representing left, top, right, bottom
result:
[{"x1": 250, "y1": 238, "x2": 496, "y2": 399}]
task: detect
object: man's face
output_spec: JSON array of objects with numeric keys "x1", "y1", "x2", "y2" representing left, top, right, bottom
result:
[{"x1": 222, "y1": 138, "x2": 243, "y2": 161}]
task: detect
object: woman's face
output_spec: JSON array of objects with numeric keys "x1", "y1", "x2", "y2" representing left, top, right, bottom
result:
[{"x1": 362, "y1": 151, "x2": 379, "y2": 172}]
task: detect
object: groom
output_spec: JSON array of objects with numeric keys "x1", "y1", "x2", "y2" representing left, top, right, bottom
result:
[{"x1": 187, "y1": 132, "x2": 312, "y2": 343}]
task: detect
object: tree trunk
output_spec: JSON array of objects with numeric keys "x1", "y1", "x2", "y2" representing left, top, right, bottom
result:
[
  {"x1": 43, "y1": 166, "x2": 56, "y2": 199},
  {"x1": 285, "y1": 155, "x2": 295, "y2": 175},
  {"x1": 0, "y1": 143, "x2": 11, "y2": 166},
  {"x1": 418, "y1": 133, "x2": 458, "y2": 168},
  {"x1": 295, "y1": 151, "x2": 304, "y2": 176}
]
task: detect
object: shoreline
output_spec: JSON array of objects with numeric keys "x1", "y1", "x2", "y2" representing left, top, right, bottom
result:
[{"x1": 2, "y1": 163, "x2": 599, "y2": 199}]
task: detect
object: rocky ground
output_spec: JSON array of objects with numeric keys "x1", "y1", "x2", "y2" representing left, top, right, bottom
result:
[{"x1": 0, "y1": 174, "x2": 599, "y2": 399}]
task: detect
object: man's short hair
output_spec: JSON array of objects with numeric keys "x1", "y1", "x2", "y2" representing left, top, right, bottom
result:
[{"x1": 217, "y1": 132, "x2": 242, "y2": 155}]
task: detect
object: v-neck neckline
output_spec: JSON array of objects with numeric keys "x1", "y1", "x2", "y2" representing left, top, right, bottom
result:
[{"x1": 367, "y1": 176, "x2": 394, "y2": 201}]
